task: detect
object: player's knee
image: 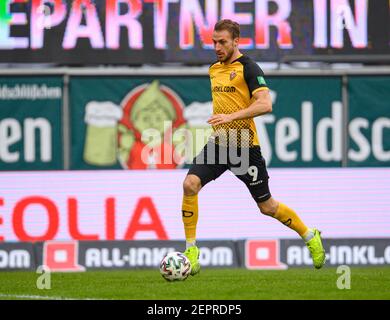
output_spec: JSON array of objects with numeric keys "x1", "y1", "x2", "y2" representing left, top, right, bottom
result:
[
  {"x1": 183, "y1": 175, "x2": 201, "y2": 196},
  {"x1": 258, "y1": 200, "x2": 278, "y2": 216}
]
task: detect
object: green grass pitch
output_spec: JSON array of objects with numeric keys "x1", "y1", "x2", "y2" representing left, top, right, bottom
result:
[{"x1": 0, "y1": 267, "x2": 389, "y2": 300}]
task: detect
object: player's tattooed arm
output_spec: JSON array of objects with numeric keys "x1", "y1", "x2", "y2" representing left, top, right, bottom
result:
[{"x1": 207, "y1": 90, "x2": 272, "y2": 125}]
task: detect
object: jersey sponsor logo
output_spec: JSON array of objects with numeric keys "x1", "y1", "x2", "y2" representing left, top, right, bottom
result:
[{"x1": 212, "y1": 86, "x2": 236, "y2": 93}]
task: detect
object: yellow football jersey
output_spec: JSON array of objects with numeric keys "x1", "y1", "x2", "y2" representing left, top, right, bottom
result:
[{"x1": 209, "y1": 54, "x2": 268, "y2": 147}]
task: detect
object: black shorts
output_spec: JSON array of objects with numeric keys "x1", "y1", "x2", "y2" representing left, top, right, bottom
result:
[{"x1": 188, "y1": 141, "x2": 272, "y2": 203}]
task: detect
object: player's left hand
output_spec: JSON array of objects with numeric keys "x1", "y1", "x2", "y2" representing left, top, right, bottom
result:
[{"x1": 207, "y1": 114, "x2": 234, "y2": 125}]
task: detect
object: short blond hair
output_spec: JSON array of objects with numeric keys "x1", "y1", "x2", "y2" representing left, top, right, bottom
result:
[{"x1": 214, "y1": 19, "x2": 240, "y2": 39}]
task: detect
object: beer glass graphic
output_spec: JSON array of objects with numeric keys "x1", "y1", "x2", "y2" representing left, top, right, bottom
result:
[
  {"x1": 83, "y1": 101, "x2": 123, "y2": 166},
  {"x1": 184, "y1": 101, "x2": 213, "y2": 160}
]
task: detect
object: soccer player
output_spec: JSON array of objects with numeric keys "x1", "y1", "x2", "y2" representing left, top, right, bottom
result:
[{"x1": 182, "y1": 19, "x2": 326, "y2": 275}]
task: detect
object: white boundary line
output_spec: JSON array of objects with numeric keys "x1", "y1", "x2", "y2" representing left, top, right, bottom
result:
[{"x1": 0, "y1": 293, "x2": 107, "y2": 300}]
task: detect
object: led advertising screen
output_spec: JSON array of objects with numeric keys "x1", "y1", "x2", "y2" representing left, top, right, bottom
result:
[
  {"x1": 0, "y1": 0, "x2": 389, "y2": 64},
  {"x1": 0, "y1": 168, "x2": 389, "y2": 242}
]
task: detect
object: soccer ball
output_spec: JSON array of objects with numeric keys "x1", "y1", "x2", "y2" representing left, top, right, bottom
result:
[{"x1": 159, "y1": 251, "x2": 191, "y2": 281}]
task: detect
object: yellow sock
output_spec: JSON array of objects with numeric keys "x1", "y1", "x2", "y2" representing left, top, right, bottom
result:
[
  {"x1": 273, "y1": 202, "x2": 309, "y2": 238},
  {"x1": 182, "y1": 194, "x2": 198, "y2": 243}
]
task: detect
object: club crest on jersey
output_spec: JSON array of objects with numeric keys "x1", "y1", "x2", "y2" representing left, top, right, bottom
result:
[{"x1": 230, "y1": 71, "x2": 237, "y2": 81}]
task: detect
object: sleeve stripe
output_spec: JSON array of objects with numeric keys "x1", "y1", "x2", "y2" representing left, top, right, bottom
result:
[{"x1": 252, "y1": 87, "x2": 268, "y2": 95}]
